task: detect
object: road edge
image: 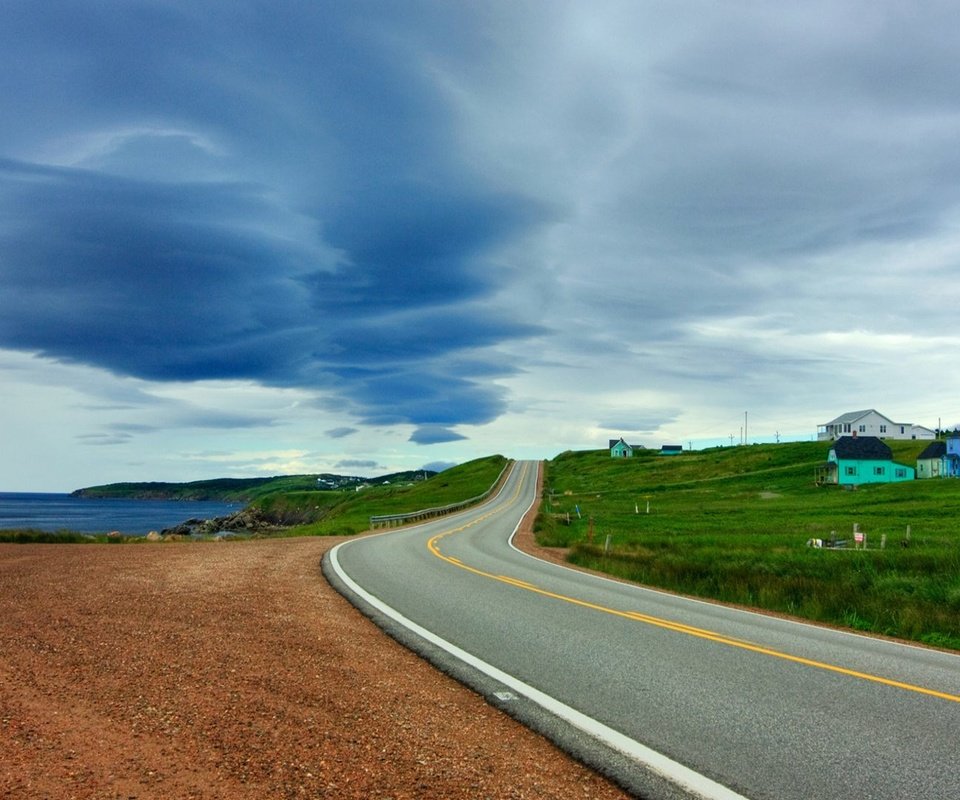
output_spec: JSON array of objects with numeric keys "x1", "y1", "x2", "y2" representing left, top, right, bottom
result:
[{"x1": 322, "y1": 461, "x2": 748, "y2": 800}]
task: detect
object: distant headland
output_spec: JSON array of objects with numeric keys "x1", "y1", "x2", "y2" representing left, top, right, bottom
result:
[{"x1": 71, "y1": 471, "x2": 435, "y2": 503}]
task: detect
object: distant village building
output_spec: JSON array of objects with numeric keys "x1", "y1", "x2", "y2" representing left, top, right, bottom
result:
[
  {"x1": 609, "y1": 438, "x2": 640, "y2": 458},
  {"x1": 817, "y1": 409, "x2": 936, "y2": 441},
  {"x1": 917, "y1": 435, "x2": 960, "y2": 478},
  {"x1": 916, "y1": 441, "x2": 946, "y2": 479},
  {"x1": 815, "y1": 435, "x2": 915, "y2": 486},
  {"x1": 608, "y1": 439, "x2": 682, "y2": 457},
  {"x1": 948, "y1": 435, "x2": 960, "y2": 477}
]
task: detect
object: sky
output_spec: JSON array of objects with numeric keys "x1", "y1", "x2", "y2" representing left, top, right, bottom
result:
[{"x1": 3, "y1": 1, "x2": 960, "y2": 491}]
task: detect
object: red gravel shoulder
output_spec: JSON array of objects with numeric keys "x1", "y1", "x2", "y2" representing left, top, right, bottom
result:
[{"x1": 0, "y1": 536, "x2": 629, "y2": 800}]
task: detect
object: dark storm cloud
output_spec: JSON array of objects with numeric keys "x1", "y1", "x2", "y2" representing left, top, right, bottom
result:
[
  {"x1": 0, "y1": 2, "x2": 546, "y2": 440},
  {"x1": 321, "y1": 309, "x2": 543, "y2": 370},
  {"x1": 335, "y1": 459, "x2": 381, "y2": 471},
  {"x1": 598, "y1": 413, "x2": 680, "y2": 434},
  {"x1": 311, "y1": 185, "x2": 547, "y2": 313},
  {"x1": 172, "y1": 410, "x2": 281, "y2": 430},
  {"x1": 669, "y1": 7, "x2": 960, "y2": 262},
  {"x1": 325, "y1": 427, "x2": 358, "y2": 439},
  {"x1": 76, "y1": 432, "x2": 133, "y2": 446},
  {"x1": 5, "y1": 0, "x2": 960, "y2": 464},
  {"x1": 109, "y1": 424, "x2": 158, "y2": 435},
  {"x1": 421, "y1": 461, "x2": 457, "y2": 473},
  {"x1": 344, "y1": 368, "x2": 509, "y2": 428},
  {"x1": 0, "y1": 159, "x2": 319, "y2": 383},
  {"x1": 410, "y1": 426, "x2": 467, "y2": 445}
]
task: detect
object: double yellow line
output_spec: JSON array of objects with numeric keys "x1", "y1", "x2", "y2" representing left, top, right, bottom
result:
[{"x1": 427, "y1": 465, "x2": 960, "y2": 705}]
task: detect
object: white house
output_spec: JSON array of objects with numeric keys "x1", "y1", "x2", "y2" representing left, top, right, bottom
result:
[{"x1": 817, "y1": 409, "x2": 936, "y2": 441}]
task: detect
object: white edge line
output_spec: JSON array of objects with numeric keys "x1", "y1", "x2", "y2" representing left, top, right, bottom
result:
[{"x1": 329, "y1": 521, "x2": 748, "y2": 799}]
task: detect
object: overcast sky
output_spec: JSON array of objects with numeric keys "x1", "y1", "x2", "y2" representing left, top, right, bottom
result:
[{"x1": 3, "y1": 1, "x2": 960, "y2": 491}]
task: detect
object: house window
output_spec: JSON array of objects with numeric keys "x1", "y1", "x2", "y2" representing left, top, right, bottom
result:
[
  {"x1": 859, "y1": 425, "x2": 866, "y2": 432},
  {"x1": 874, "y1": 466, "x2": 885, "y2": 476},
  {"x1": 844, "y1": 423, "x2": 851, "y2": 432},
  {"x1": 880, "y1": 425, "x2": 887, "y2": 433},
  {"x1": 900, "y1": 426, "x2": 905, "y2": 434},
  {"x1": 845, "y1": 466, "x2": 857, "y2": 476},
  {"x1": 895, "y1": 468, "x2": 906, "y2": 478}
]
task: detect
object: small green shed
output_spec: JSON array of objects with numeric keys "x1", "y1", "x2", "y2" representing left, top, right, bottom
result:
[{"x1": 609, "y1": 438, "x2": 636, "y2": 458}]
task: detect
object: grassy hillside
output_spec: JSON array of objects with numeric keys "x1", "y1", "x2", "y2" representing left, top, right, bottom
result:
[
  {"x1": 72, "y1": 476, "x2": 322, "y2": 501},
  {"x1": 71, "y1": 471, "x2": 431, "y2": 502},
  {"x1": 252, "y1": 455, "x2": 508, "y2": 536},
  {"x1": 538, "y1": 442, "x2": 960, "y2": 650}
]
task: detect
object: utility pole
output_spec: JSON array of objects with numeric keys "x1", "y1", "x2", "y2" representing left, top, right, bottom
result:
[{"x1": 745, "y1": 411, "x2": 748, "y2": 445}]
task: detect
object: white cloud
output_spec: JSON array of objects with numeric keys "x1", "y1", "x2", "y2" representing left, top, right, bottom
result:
[{"x1": 2, "y1": 3, "x2": 960, "y2": 490}]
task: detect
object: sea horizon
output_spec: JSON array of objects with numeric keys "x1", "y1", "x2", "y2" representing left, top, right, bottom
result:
[{"x1": 0, "y1": 492, "x2": 243, "y2": 535}]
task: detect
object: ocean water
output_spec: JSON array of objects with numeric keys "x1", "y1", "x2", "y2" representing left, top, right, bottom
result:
[{"x1": 0, "y1": 492, "x2": 243, "y2": 535}]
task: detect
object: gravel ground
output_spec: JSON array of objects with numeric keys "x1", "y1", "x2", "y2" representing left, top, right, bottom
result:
[{"x1": 0, "y1": 531, "x2": 629, "y2": 800}]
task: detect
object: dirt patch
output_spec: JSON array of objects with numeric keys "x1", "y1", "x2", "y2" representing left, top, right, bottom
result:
[{"x1": 0, "y1": 536, "x2": 629, "y2": 799}]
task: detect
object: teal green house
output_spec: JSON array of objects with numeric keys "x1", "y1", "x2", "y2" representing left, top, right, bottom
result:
[
  {"x1": 609, "y1": 438, "x2": 639, "y2": 458},
  {"x1": 816, "y1": 436, "x2": 915, "y2": 486}
]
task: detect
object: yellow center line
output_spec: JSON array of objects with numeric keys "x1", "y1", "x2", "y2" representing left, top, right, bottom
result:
[
  {"x1": 498, "y1": 576, "x2": 537, "y2": 589},
  {"x1": 427, "y1": 464, "x2": 960, "y2": 705}
]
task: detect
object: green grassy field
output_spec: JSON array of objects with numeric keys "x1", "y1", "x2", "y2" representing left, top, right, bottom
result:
[
  {"x1": 537, "y1": 442, "x2": 960, "y2": 650},
  {"x1": 254, "y1": 454, "x2": 508, "y2": 536}
]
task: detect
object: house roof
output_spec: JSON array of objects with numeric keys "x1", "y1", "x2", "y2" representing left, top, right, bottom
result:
[
  {"x1": 822, "y1": 409, "x2": 894, "y2": 426},
  {"x1": 609, "y1": 438, "x2": 642, "y2": 450},
  {"x1": 830, "y1": 435, "x2": 892, "y2": 460},
  {"x1": 918, "y1": 441, "x2": 946, "y2": 460}
]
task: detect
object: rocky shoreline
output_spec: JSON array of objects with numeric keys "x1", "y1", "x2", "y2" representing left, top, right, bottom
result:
[{"x1": 158, "y1": 507, "x2": 283, "y2": 538}]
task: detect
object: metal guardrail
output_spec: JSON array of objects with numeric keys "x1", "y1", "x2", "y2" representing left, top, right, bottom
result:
[{"x1": 368, "y1": 461, "x2": 510, "y2": 529}]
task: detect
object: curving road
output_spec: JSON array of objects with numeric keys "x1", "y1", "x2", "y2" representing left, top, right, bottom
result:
[{"x1": 325, "y1": 461, "x2": 960, "y2": 800}]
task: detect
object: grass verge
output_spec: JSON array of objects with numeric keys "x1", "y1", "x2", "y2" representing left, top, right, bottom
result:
[
  {"x1": 249, "y1": 454, "x2": 508, "y2": 536},
  {"x1": 540, "y1": 443, "x2": 960, "y2": 650}
]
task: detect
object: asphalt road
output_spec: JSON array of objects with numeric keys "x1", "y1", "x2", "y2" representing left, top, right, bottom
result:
[{"x1": 326, "y1": 461, "x2": 960, "y2": 800}]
